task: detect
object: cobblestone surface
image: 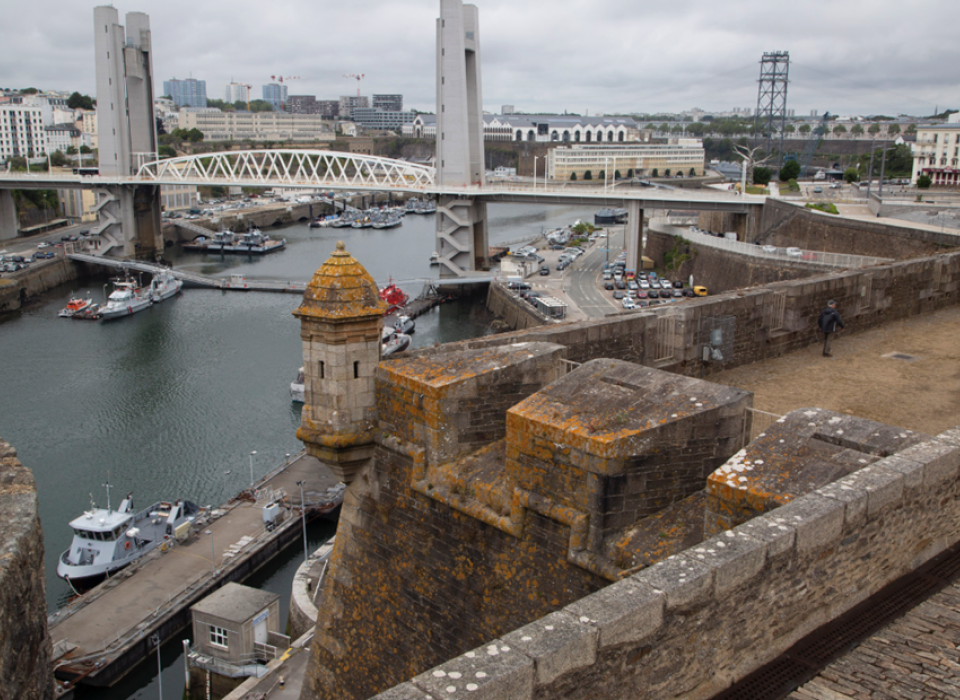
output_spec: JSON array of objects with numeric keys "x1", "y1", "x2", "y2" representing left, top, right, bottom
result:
[{"x1": 788, "y1": 580, "x2": 960, "y2": 700}]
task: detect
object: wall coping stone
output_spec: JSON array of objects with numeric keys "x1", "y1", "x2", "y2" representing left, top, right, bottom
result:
[
  {"x1": 636, "y1": 554, "x2": 715, "y2": 612},
  {"x1": 834, "y1": 464, "x2": 905, "y2": 519},
  {"x1": 410, "y1": 638, "x2": 535, "y2": 700},
  {"x1": 763, "y1": 492, "x2": 844, "y2": 554},
  {"x1": 501, "y1": 610, "x2": 598, "y2": 686},
  {"x1": 681, "y1": 530, "x2": 766, "y2": 597},
  {"x1": 564, "y1": 577, "x2": 664, "y2": 649},
  {"x1": 729, "y1": 516, "x2": 796, "y2": 560},
  {"x1": 895, "y1": 438, "x2": 960, "y2": 488}
]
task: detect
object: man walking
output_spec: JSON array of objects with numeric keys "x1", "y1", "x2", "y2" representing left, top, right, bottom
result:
[{"x1": 818, "y1": 300, "x2": 844, "y2": 357}]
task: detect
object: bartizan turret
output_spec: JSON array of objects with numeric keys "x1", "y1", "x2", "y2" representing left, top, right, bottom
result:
[{"x1": 293, "y1": 241, "x2": 387, "y2": 483}]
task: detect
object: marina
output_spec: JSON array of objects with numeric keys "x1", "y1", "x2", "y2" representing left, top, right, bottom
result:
[{"x1": 50, "y1": 452, "x2": 344, "y2": 691}]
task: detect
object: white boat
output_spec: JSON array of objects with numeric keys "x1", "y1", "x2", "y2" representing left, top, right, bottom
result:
[
  {"x1": 291, "y1": 367, "x2": 305, "y2": 403},
  {"x1": 382, "y1": 332, "x2": 411, "y2": 357},
  {"x1": 382, "y1": 315, "x2": 415, "y2": 341},
  {"x1": 429, "y1": 252, "x2": 440, "y2": 265},
  {"x1": 149, "y1": 269, "x2": 183, "y2": 303},
  {"x1": 57, "y1": 487, "x2": 200, "y2": 586},
  {"x1": 99, "y1": 278, "x2": 152, "y2": 321}
]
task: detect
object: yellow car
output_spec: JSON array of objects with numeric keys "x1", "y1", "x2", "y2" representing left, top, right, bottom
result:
[{"x1": 693, "y1": 286, "x2": 708, "y2": 297}]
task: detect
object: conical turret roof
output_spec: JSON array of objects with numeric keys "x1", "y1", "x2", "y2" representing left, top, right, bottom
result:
[{"x1": 293, "y1": 241, "x2": 388, "y2": 320}]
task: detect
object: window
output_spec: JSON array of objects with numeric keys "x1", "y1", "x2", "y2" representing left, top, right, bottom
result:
[
  {"x1": 319, "y1": 360, "x2": 324, "y2": 379},
  {"x1": 210, "y1": 626, "x2": 229, "y2": 648},
  {"x1": 353, "y1": 361, "x2": 360, "y2": 379}
]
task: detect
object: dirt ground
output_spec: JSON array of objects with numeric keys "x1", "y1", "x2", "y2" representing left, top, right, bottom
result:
[{"x1": 714, "y1": 305, "x2": 960, "y2": 437}]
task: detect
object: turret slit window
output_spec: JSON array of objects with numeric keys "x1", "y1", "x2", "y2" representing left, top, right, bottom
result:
[
  {"x1": 319, "y1": 360, "x2": 325, "y2": 379},
  {"x1": 354, "y1": 361, "x2": 360, "y2": 379}
]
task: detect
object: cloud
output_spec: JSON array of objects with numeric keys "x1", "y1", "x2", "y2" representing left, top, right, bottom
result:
[{"x1": 1, "y1": 0, "x2": 957, "y2": 116}]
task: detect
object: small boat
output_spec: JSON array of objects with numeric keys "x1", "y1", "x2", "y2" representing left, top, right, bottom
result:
[
  {"x1": 291, "y1": 367, "x2": 305, "y2": 403},
  {"x1": 379, "y1": 280, "x2": 409, "y2": 314},
  {"x1": 149, "y1": 269, "x2": 183, "y2": 303},
  {"x1": 393, "y1": 314, "x2": 415, "y2": 335},
  {"x1": 72, "y1": 303, "x2": 101, "y2": 321},
  {"x1": 57, "y1": 484, "x2": 200, "y2": 586},
  {"x1": 99, "y1": 277, "x2": 153, "y2": 321},
  {"x1": 429, "y1": 252, "x2": 440, "y2": 265},
  {"x1": 382, "y1": 332, "x2": 411, "y2": 357},
  {"x1": 372, "y1": 215, "x2": 402, "y2": 229},
  {"x1": 58, "y1": 293, "x2": 94, "y2": 318},
  {"x1": 309, "y1": 219, "x2": 322, "y2": 229}
]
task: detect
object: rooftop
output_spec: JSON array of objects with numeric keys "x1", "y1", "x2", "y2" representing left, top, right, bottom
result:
[{"x1": 190, "y1": 582, "x2": 279, "y2": 624}]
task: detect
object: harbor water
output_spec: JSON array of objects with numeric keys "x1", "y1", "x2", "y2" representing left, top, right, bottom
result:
[{"x1": 0, "y1": 201, "x2": 595, "y2": 699}]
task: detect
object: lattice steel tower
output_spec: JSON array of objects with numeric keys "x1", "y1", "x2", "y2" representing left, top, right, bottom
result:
[{"x1": 754, "y1": 51, "x2": 790, "y2": 167}]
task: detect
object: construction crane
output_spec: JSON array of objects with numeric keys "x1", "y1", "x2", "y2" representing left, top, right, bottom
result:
[{"x1": 343, "y1": 73, "x2": 365, "y2": 97}]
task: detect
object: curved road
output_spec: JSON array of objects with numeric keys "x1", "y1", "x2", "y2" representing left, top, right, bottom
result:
[{"x1": 565, "y1": 227, "x2": 624, "y2": 318}]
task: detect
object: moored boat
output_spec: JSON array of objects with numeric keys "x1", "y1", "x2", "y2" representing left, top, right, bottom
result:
[
  {"x1": 149, "y1": 269, "x2": 183, "y2": 303},
  {"x1": 58, "y1": 293, "x2": 94, "y2": 318},
  {"x1": 57, "y1": 486, "x2": 200, "y2": 586},
  {"x1": 382, "y1": 332, "x2": 411, "y2": 357},
  {"x1": 291, "y1": 367, "x2": 305, "y2": 403},
  {"x1": 99, "y1": 277, "x2": 152, "y2": 321},
  {"x1": 379, "y1": 280, "x2": 409, "y2": 314}
]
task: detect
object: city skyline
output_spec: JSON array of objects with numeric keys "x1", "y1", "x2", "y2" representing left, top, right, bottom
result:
[{"x1": 0, "y1": 0, "x2": 957, "y2": 118}]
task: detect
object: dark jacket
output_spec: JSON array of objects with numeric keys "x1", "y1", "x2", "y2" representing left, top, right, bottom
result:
[{"x1": 818, "y1": 306, "x2": 844, "y2": 334}]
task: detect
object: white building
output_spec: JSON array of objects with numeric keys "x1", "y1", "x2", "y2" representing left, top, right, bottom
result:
[
  {"x1": 224, "y1": 82, "x2": 250, "y2": 105},
  {"x1": 405, "y1": 113, "x2": 641, "y2": 143},
  {"x1": 44, "y1": 123, "x2": 81, "y2": 154},
  {"x1": 547, "y1": 140, "x2": 705, "y2": 181},
  {"x1": 0, "y1": 104, "x2": 47, "y2": 160},
  {"x1": 912, "y1": 119, "x2": 960, "y2": 186},
  {"x1": 177, "y1": 109, "x2": 335, "y2": 143},
  {"x1": 162, "y1": 184, "x2": 200, "y2": 212}
]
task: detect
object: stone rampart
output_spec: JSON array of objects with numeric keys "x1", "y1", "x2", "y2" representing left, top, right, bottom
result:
[
  {"x1": 0, "y1": 439, "x2": 53, "y2": 700},
  {"x1": 644, "y1": 229, "x2": 823, "y2": 292},
  {"x1": 415, "y1": 247, "x2": 960, "y2": 378},
  {"x1": 754, "y1": 198, "x2": 960, "y2": 258},
  {"x1": 371, "y1": 426, "x2": 960, "y2": 700}
]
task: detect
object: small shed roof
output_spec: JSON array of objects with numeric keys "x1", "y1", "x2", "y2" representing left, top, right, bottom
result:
[{"x1": 191, "y1": 582, "x2": 279, "y2": 624}]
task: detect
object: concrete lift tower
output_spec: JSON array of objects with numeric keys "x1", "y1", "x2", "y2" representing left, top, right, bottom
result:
[
  {"x1": 93, "y1": 6, "x2": 163, "y2": 259},
  {"x1": 753, "y1": 51, "x2": 790, "y2": 169},
  {"x1": 435, "y1": 0, "x2": 488, "y2": 278}
]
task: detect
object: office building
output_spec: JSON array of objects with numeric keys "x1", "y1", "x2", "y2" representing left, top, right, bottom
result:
[
  {"x1": 315, "y1": 100, "x2": 340, "y2": 118},
  {"x1": 547, "y1": 141, "x2": 705, "y2": 180},
  {"x1": 288, "y1": 95, "x2": 320, "y2": 115},
  {"x1": 912, "y1": 120, "x2": 960, "y2": 186},
  {"x1": 339, "y1": 95, "x2": 369, "y2": 119},
  {"x1": 163, "y1": 78, "x2": 207, "y2": 108},
  {"x1": 177, "y1": 109, "x2": 334, "y2": 143},
  {"x1": 372, "y1": 94, "x2": 403, "y2": 112},
  {"x1": 262, "y1": 83, "x2": 287, "y2": 111},
  {"x1": 224, "y1": 82, "x2": 250, "y2": 105},
  {"x1": 352, "y1": 108, "x2": 415, "y2": 131}
]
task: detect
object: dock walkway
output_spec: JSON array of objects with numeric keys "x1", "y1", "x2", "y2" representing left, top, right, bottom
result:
[{"x1": 50, "y1": 452, "x2": 344, "y2": 690}]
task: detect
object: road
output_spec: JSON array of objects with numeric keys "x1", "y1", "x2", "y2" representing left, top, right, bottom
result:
[{"x1": 565, "y1": 227, "x2": 623, "y2": 318}]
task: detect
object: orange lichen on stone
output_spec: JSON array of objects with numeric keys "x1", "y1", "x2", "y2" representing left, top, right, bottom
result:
[{"x1": 293, "y1": 241, "x2": 388, "y2": 321}]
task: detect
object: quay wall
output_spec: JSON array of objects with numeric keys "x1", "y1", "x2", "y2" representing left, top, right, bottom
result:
[
  {"x1": 0, "y1": 439, "x2": 53, "y2": 700},
  {"x1": 372, "y1": 428, "x2": 960, "y2": 700},
  {"x1": 0, "y1": 257, "x2": 81, "y2": 312},
  {"x1": 0, "y1": 279, "x2": 20, "y2": 312},
  {"x1": 422, "y1": 247, "x2": 960, "y2": 379},
  {"x1": 485, "y1": 283, "x2": 551, "y2": 330}
]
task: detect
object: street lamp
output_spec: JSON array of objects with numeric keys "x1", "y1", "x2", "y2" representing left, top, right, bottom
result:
[
  {"x1": 296, "y1": 481, "x2": 308, "y2": 565},
  {"x1": 151, "y1": 634, "x2": 163, "y2": 700},
  {"x1": 532, "y1": 156, "x2": 538, "y2": 190},
  {"x1": 248, "y1": 450, "x2": 257, "y2": 488}
]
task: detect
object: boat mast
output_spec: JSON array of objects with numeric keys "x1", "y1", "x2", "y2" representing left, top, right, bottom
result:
[{"x1": 102, "y1": 472, "x2": 112, "y2": 512}]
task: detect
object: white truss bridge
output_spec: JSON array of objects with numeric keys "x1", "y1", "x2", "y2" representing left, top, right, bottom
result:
[{"x1": 135, "y1": 150, "x2": 436, "y2": 190}]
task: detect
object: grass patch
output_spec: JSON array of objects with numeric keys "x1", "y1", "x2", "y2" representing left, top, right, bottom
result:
[
  {"x1": 805, "y1": 202, "x2": 839, "y2": 215},
  {"x1": 745, "y1": 185, "x2": 768, "y2": 195}
]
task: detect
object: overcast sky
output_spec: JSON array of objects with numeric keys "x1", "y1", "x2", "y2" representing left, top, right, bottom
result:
[{"x1": 2, "y1": 0, "x2": 958, "y2": 118}]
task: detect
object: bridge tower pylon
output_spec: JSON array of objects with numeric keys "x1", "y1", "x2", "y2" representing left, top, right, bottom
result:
[
  {"x1": 93, "y1": 6, "x2": 163, "y2": 259},
  {"x1": 435, "y1": 0, "x2": 488, "y2": 278}
]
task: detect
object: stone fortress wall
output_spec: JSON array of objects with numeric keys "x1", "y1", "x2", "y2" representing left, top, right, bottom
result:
[{"x1": 0, "y1": 439, "x2": 53, "y2": 700}]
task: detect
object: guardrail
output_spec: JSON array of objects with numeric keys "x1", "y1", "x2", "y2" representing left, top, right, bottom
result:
[
  {"x1": 743, "y1": 408, "x2": 783, "y2": 444},
  {"x1": 651, "y1": 221, "x2": 891, "y2": 270}
]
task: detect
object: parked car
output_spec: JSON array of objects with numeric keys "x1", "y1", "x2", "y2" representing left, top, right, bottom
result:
[
  {"x1": 507, "y1": 281, "x2": 531, "y2": 291},
  {"x1": 648, "y1": 289, "x2": 659, "y2": 299},
  {"x1": 627, "y1": 280, "x2": 639, "y2": 291},
  {"x1": 785, "y1": 247, "x2": 802, "y2": 257},
  {"x1": 557, "y1": 261, "x2": 569, "y2": 271},
  {"x1": 682, "y1": 288, "x2": 696, "y2": 298},
  {"x1": 762, "y1": 245, "x2": 778, "y2": 254},
  {"x1": 37, "y1": 241, "x2": 50, "y2": 248},
  {"x1": 636, "y1": 290, "x2": 648, "y2": 299},
  {"x1": 622, "y1": 298, "x2": 637, "y2": 309},
  {"x1": 693, "y1": 286, "x2": 708, "y2": 297},
  {"x1": 539, "y1": 265, "x2": 550, "y2": 276},
  {"x1": 672, "y1": 280, "x2": 683, "y2": 288},
  {"x1": 615, "y1": 279, "x2": 626, "y2": 289},
  {"x1": 603, "y1": 280, "x2": 615, "y2": 290},
  {"x1": 603, "y1": 270, "x2": 613, "y2": 280},
  {"x1": 672, "y1": 289, "x2": 683, "y2": 298},
  {"x1": 613, "y1": 291, "x2": 624, "y2": 300}
]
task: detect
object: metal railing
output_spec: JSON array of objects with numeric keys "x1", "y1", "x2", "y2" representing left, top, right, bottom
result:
[
  {"x1": 652, "y1": 221, "x2": 891, "y2": 269},
  {"x1": 743, "y1": 408, "x2": 783, "y2": 444}
]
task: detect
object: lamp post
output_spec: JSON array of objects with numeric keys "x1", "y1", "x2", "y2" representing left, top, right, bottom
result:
[
  {"x1": 296, "y1": 480, "x2": 308, "y2": 565},
  {"x1": 248, "y1": 450, "x2": 257, "y2": 488},
  {"x1": 151, "y1": 634, "x2": 163, "y2": 700},
  {"x1": 532, "y1": 156, "x2": 538, "y2": 190}
]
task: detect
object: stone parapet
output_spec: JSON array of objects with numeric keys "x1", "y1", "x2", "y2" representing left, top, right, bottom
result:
[{"x1": 366, "y1": 426, "x2": 960, "y2": 700}]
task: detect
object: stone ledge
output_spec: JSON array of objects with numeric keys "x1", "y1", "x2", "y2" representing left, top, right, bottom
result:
[
  {"x1": 766, "y1": 493, "x2": 844, "y2": 555},
  {"x1": 565, "y1": 577, "x2": 664, "y2": 649},
  {"x1": 896, "y1": 438, "x2": 960, "y2": 488},
  {"x1": 681, "y1": 529, "x2": 766, "y2": 596},
  {"x1": 410, "y1": 640, "x2": 535, "y2": 700},
  {"x1": 835, "y1": 464, "x2": 904, "y2": 519},
  {"x1": 501, "y1": 610, "x2": 597, "y2": 686},
  {"x1": 635, "y1": 554, "x2": 714, "y2": 612},
  {"x1": 730, "y1": 516, "x2": 796, "y2": 560}
]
